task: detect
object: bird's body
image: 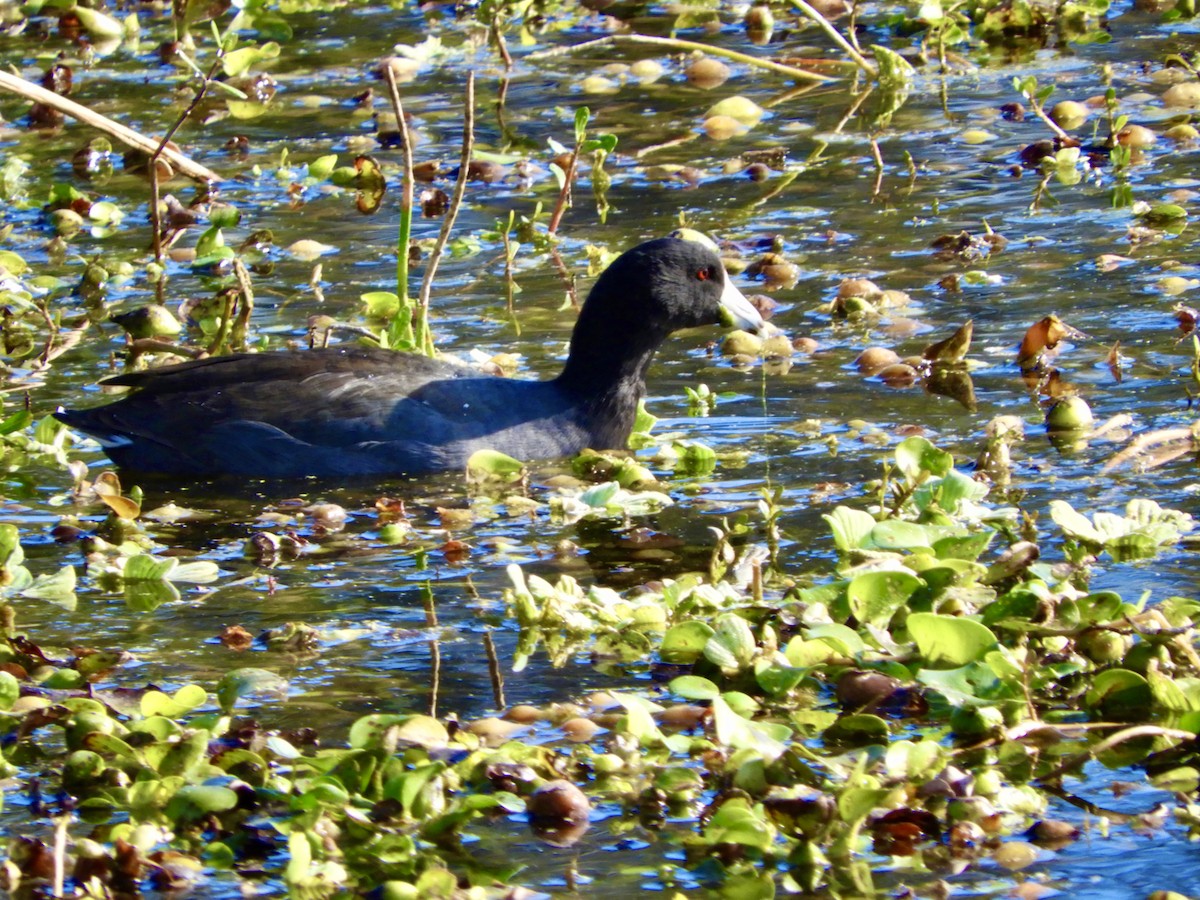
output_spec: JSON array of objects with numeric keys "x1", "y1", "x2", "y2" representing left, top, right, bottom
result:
[{"x1": 56, "y1": 238, "x2": 764, "y2": 478}]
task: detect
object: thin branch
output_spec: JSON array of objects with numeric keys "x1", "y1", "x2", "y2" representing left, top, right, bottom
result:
[
  {"x1": 126, "y1": 338, "x2": 208, "y2": 363},
  {"x1": 423, "y1": 585, "x2": 440, "y2": 718},
  {"x1": 870, "y1": 137, "x2": 884, "y2": 199},
  {"x1": 1037, "y1": 724, "x2": 1196, "y2": 783},
  {"x1": 383, "y1": 64, "x2": 416, "y2": 330},
  {"x1": 417, "y1": 72, "x2": 475, "y2": 356},
  {"x1": 0, "y1": 70, "x2": 221, "y2": 182},
  {"x1": 231, "y1": 258, "x2": 255, "y2": 350},
  {"x1": 150, "y1": 54, "x2": 224, "y2": 263},
  {"x1": 527, "y1": 35, "x2": 838, "y2": 84},
  {"x1": 791, "y1": 0, "x2": 877, "y2": 77},
  {"x1": 484, "y1": 631, "x2": 505, "y2": 710},
  {"x1": 547, "y1": 130, "x2": 581, "y2": 238}
]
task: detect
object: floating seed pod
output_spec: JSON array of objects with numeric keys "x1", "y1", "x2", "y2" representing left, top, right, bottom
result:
[
  {"x1": 1075, "y1": 628, "x2": 1131, "y2": 664},
  {"x1": 1049, "y1": 100, "x2": 1089, "y2": 129},
  {"x1": 793, "y1": 336, "x2": 819, "y2": 354},
  {"x1": 657, "y1": 704, "x2": 706, "y2": 731},
  {"x1": 112, "y1": 305, "x2": 183, "y2": 340},
  {"x1": 761, "y1": 334, "x2": 794, "y2": 359},
  {"x1": 527, "y1": 779, "x2": 591, "y2": 824},
  {"x1": 1116, "y1": 123, "x2": 1157, "y2": 148},
  {"x1": 703, "y1": 115, "x2": 745, "y2": 140},
  {"x1": 878, "y1": 363, "x2": 920, "y2": 386},
  {"x1": 630, "y1": 59, "x2": 664, "y2": 83},
  {"x1": 560, "y1": 718, "x2": 600, "y2": 742},
  {"x1": 1165, "y1": 123, "x2": 1199, "y2": 141},
  {"x1": 1163, "y1": 82, "x2": 1200, "y2": 108},
  {"x1": 686, "y1": 56, "x2": 730, "y2": 89},
  {"x1": 722, "y1": 329, "x2": 763, "y2": 356},
  {"x1": 504, "y1": 704, "x2": 543, "y2": 724},
  {"x1": 706, "y1": 95, "x2": 764, "y2": 126},
  {"x1": 855, "y1": 347, "x2": 901, "y2": 374},
  {"x1": 1045, "y1": 395, "x2": 1093, "y2": 431}
]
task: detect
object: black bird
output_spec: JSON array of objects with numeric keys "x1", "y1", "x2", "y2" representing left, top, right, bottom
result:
[{"x1": 56, "y1": 237, "x2": 764, "y2": 478}]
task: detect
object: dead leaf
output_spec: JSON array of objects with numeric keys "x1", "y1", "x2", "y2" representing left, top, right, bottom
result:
[
  {"x1": 220, "y1": 625, "x2": 254, "y2": 651},
  {"x1": 923, "y1": 320, "x2": 973, "y2": 363},
  {"x1": 1018, "y1": 314, "x2": 1085, "y2": 370}
]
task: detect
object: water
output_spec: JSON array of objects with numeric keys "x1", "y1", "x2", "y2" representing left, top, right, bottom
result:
[{"x1": 1, "y1": 0, "x2": 1200, "y2": 894}]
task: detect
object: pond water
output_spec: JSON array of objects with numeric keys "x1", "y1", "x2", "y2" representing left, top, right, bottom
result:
[{"x1": 2, "y1": 0, "x2": 1200, "y2": 896}]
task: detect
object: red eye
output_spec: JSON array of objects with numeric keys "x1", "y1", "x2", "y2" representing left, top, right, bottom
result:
[{"x1": 696, "y1": 267, "x2": 710, "y2": 281}]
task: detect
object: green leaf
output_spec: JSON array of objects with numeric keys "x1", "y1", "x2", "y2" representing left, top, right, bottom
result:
[
  {"x1": 125, "y1": 580, "x2": 180, "y2": 611},
  {"x1": 661, "y1": 621, "x2": 715, "y2": 662},
  {"x1": 825, "y1": 713, "x2": 889, "y2": 744},
  {"x1": 711, "y1": 696, "x2": 787, "y2": 762},
  {"x1": 168, "y1": 561, "x2": 220, "y2": 584},
  {"x1": 703, "y1": 798, "x2": 775, "y2": 850},
  {"x1": 123, "y1": 554, "x2": 178, "y2": 582},
  {"x1": 704, "y1": 613, "x2": 756, "y2": 671},
  {"x1": 0, "y1": 523, "x2": 24, "y2": 568},
  {"x1": 159, "y1": 780, "x2": 234, "y2": 822},
  {"x1": 885, "y1": 739, "x2": 943, "y2": 780},
  {"x1": 895, "y1": 436, "x2": 953, "y2": 480},
  {"x1": 466, "y1": 449, "x2": 525, "y2": 483},
  {"x1": 309, "y1": 154, "x2": 338, "y2": 180},
  {"x1": 807, "y1": 623, "x2": 866, "y2": 657},
  {"x1": 907, "y1": 613, "x2": 998, "y2": 666},
  {"x1": 754, "y1": 658, "x2": 807, "y2": 696},
  {"x1": 222, "y1": 42, "x2": 282, "y2": 78},
  {"x1": 1085, "y1": 669, "x2": 1151, "y2": 713},
  {"x1": 0, "y1": 250, "x2": 28, "y2": 275},
  {"x1": 1147, "y1": 664, "x2": 1200, "y2": 712},
  {"x1": 824, "y1": 506, "x2": 877, "y2": 552},
  {"x1": 19, "y1": 566, "x2": 76, "y2": 609},
  {"x1": 216, "y1": 668, "x2": 288, "y2": 713},
  {"x1": 847, "y1": 570, "x2": 922, "y2": 627},
  {"x1": 141, "y1": 684, "x2": 208, "y2": 718},
  {"x1": 74, "y1": 5, "x2": 124, "y2": 38},
  {"x1": 362, "y1": 291, "x2": 400, "y2": 319},
  {"x1": 838, "y1": 786, "x2": 891, "y2": 825},
  {"x1": 869, "y1": 519, "x2": 933, "y2": 550},
  {"x1": 573, "y1": 107, "x2": 590, "y2": 144},
  {"x1": 670, "y1": 674, "x2": 720, "y2": 700},
  {"x1": 614, "y1": 694, "x2": 667, "y2": 745},
  {"x1": 348, "y1": 714, "x2": 410, "y2": 749},
  {"x1": 0, "y1": 410, "x2": 32, "y2": 436},
  {"x1": 0, "y1": 671, "x2": 19, "y2": 710},
  {"x1": 285, "y1": 831, "x2": 312, "y2": 885}
]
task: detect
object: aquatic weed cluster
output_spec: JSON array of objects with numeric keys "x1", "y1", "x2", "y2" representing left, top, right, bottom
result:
[{"x1": 0, "y1": 0, "x2": 1198, "y2": 896}]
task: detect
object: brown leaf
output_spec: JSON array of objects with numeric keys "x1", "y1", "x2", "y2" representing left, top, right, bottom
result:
[
  {"x1": 923, "y1": 320, "x2": 973, "y2": 363},
  {"x1": 420, "y1": 187, "x2": 449, "y2": 218},
  {"x1": 1018, "y1": 314, "x2": 1084, "y2": 370},
  {"x1": 1107, "y1": 340, "x2": 1123, "y2": 382},
  {"x1": 440, "y1": 539, "x2": 471, "y2": 562},
  {"x1": 220, "y1": 625, "x2": 254, "y2": 651},
  {"x1": 1175, "y1": 304, "x2": 1198, "y2": 335},
  {"x1": 1096, "y1": 253, "x2": 1134, "y2": 272}
]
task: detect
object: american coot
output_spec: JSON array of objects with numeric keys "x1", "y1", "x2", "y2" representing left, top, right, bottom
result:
[{"x1": 56, "y1": 237, "x2": 765, "y2": 478}]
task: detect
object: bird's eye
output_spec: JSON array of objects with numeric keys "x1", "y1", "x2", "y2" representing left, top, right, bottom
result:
[{"x1": 696, "y1": 266, "x2": 714, "y2": 282}]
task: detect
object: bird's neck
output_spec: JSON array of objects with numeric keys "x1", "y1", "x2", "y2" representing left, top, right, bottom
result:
[{"x1": 555, "y1": 313, "x2": 665, "y2": 448}]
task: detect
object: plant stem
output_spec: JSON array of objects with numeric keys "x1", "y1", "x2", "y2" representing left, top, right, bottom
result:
[
  {"x1": 150, "y1": 53, "x2": 223, "y2": 264},
  {"x1": 0, "y1": 71, "x2": 220, "y2": 182},
  {"x1": 547, "y1": 134, "x2": 581, "y2": 238},
  {"x1": 791, "y1": 0, "x2": 877, "y2": 77},
  {"x1": 527, "y1": 34, "x2": 840, "y2": 83},
  {"x1": 383, "y1": 63, "x2": 417, "y2": 348},
  {"x1": 417, "y1": 72, "x2": 475, "y2": 357}
]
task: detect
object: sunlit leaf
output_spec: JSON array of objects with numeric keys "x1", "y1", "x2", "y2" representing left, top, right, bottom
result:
[
  {"x1": 907, "y1": 613, "x2": 998, "y2": 666},
  {"x1": 216, "y1": 668, "x2": 288, "y2": 713}
]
